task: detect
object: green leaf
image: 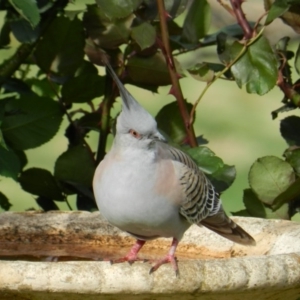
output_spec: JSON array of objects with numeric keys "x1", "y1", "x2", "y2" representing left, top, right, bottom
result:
[
  {"x1": 265, "y1": 0, "x2": 290, "y2": 25},
  {"x1": 25, "y1": 77, "x2": 57, "y2": 98},
  {"x1": 186, "y1": 146, "x2": 223, "y2": 174},
  {"x1": 188, "y1": 63, "x2": 215, "y2": 82},
  {"x1": 54, "y1": 144, "x2": 95, "y2": 187},
  {"x1": 231, "y1": 36, "x2": 278, "y2": 95},
  {"x1": 207, "y1": 164, "x2": 236, "y2": 193},
  {"x1": 181, "y1": 0, "x2": 210, "y2": 43},
  {"x1": 35, "y1": 16, "x2": 85, "y2": 77},
  {"x1": 64, "y1": 123, "x2": 85, "y2": 147},
  {"x1": 65, "y1": 182, "x2": 94, "y2": 199},
  {"x1": 269, "y1": 0, "x2": 300, "y2": 33},
  {"x1": 14, "y1": 150, "x2": 27, "y2": 169},
  {"x1": 203, "y1": 22, "x2": 255, "y2": 45},
  {"x1": 0, "y1": 18, "x2": 11, "y2": 48},
  {"x1": 280, "y1": 116, "x2": 300, "y2": 146},
  {"x1": 295, "y1": 42, "x2": 300, "y2": 75},
  {"x1": 0, "y1": 191, "x2": 12, "y2": 211},
  {"x1": 249, "y1": 156, "x2": 295, "y2": 205},
  {"x1": 0, "y1": 130, "x2": 8, "y2": 150},
  {"x1": 2, "y1": 94, "x2": 63, "y2": 150},
  {"x1": 131, "y1": 22, "x2": 156, "y2": 50},
  {"x1": 36, "y1": 196, "x2": 59, "y2": 211},
  {"x1": 196, "y1": 135, "x2": 209, "y2": 145},
  {"x1": 156, "y1": 101, "x2": 192, "y2": 144},
  {"x1": 275, "y1": 36, "x2": 291, "y2": 54},
  {"x1": 285, "y1": 148, "x2": 300, "y2": 175},
  {"x1": 78, "y1": 112, "x2": 101, "y2": 132},
  {"x1": 180, "y1": 145, "x2": 235, "y2": 192},
  {"x1": 243, "y1": 188, "x2": 289, "y2": 219},
  {"x1": 10, "y1": 18, "x2": 39, "y2": 43},
  {"x1": 96, "y1": 0, "x2": 142, "y2": 19},
  {"x1": 136, "y1": 0, "x2": 188, "y2": 20},
  {"x1": 275, "y1": 36, "x2": 290, "y2": 52},
  {"x1": 0, "y1": 98, "x2": 10, "y2": 123},
  {"x1": 217, "y1": 33, "x2": 241, "y2": 64},
  {"x1": 0, "y1": 98, "x2": 10, "y2": 150},
  {"x1": 61, "y1": 73, "x2": 105, "y2": 103},
  {"x1": 0, "y1": 147, "x2": 20, "y2": 180},
  {"x1": 288, "y1": 197, "x2": 300, "y2": 218},
  {"x1": 127, "y1": 52, "x2": 171, "y2": 86},
  {"x1": 243, "y1": 188, "x2": 267, "y2": 218},
  {"x1": 9, "y1": 0, "x2": 40, "y2": 28},
  {"x1": 3, "y1": 78, "x2": 31, "y2": 94},
  {"x1": 271, "y1": 102, "x2": 298, "y2": 120},
  {"x1": 19, "y1": 168, "x2": 64, "y2": 200},
  {"x1": 83, "y1": 4, "x2": 133, "y2": 49},
  {"x1": 272, "y1": 177, "x2": 300, "y2": 210},
  {"x1": 77, "y1": 194, "x2": 98, "y2": 211},
  {"x1": 75, "y1": 60, "x2": 99, "y2": 77}
]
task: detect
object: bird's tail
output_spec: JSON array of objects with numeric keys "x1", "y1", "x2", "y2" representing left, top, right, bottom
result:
[{"x1": 200, "y1": 209, "x2": 256, "y2": 246}]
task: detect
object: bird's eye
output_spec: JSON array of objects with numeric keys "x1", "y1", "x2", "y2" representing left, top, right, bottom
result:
[{"x1": 129, "y1": 129, "x2": 141, "y2": 139}]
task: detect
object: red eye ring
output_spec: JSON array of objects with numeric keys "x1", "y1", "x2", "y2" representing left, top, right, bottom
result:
[{"x1": 129, "y1": 129, "x2": 141, "y2": 139}]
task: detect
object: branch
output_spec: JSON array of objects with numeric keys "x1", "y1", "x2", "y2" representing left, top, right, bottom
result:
[
  {"x1": 189, "y1": 48, "x2": 246, "y2": 125},
  {"x1": 277, "y1": 74, "x2": 300, "y2": 108},
  {"x1": 96, "y1": 76, "x2": 114, "y2": 164},
  {"x1": 0, "y1": 0, "x2": 69, "y2": 86},
  {"x1": 217, "y1": 0, "x2": 235, "y2": 17},
  {"x1": 95, "y1": 52, "x2": 118, "y2": 164},
  {"x1": 0, "y1": 44, "x2": 36, "y2": 86},
  {"x1": 189, "y1": 27, "x2": 265, "y2": 124},
  {"x1": 229, "y1": 0, "x2": 253, "y2": 39},
  {"x1": 156, "y1": 0, "x2": 197, "y2": 147}
]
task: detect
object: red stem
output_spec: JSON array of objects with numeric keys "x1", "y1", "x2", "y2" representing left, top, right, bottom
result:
[
  {"x1": 229, "y1": 0, "x2": 253, "y2": 39},
  {"x1": 156, "y1": 0, "x2": 197, "y2": 147}
]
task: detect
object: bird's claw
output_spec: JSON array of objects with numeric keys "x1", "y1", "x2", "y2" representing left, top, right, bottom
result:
[{"x1": 149, "y1": 254, "x2": 179, "y2": 276}]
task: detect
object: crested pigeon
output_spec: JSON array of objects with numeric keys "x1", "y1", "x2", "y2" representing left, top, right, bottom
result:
[{"x1": 93, "y1": 59, "x2": 255, "y2": 275}]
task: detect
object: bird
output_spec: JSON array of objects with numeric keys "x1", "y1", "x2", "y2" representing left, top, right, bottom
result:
[{"x1": 93, "y1": 58, "x2": 256, "y2": 275}]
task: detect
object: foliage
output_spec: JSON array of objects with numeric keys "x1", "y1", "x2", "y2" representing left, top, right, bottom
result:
[
  {"x1": 235, "y1": 117, "x2": 300, "y2": 219},
  {"x1": 0, "y1": 0, "x2": 299, "y2": 220}
]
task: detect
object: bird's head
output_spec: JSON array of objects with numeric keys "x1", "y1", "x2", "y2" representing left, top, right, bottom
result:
[
  {"x1": 116, "y1": 100, "x2": 165, "y2": 148},
  {"x1": 105, "y1": 61, "x2": 165, "y2": 149}
]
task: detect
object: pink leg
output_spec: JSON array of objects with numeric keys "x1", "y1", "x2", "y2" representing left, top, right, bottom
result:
[
  {"x1": 111, "y1": 239, "x2": 146, "y2": 265},
  {"x1": 149, "y1": 238, "x2": 180, "y2": 276}
]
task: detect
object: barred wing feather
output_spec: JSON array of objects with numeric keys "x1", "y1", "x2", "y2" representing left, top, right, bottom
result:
[{"x1": 158, "y1": 143, "x2": 256, "y2": 246}]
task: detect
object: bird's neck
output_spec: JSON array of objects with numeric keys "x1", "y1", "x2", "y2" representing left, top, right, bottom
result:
[{"x1": 111, "y1": 138, "x2": 157, "y2": 162}]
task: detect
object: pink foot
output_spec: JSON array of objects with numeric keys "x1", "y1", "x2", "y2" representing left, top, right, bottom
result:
[
  {"x1": 110, "y1": 239, "x2": 146, "y2": 265},
  {"x1": 149, "y1": 238, "x2": 180, "y2": 276},
  {"x1": 149, "y1": 254, "x2": 179, "y2": 276}
]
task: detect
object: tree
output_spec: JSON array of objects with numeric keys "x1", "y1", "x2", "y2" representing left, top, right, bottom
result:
[{"x1": 0, "y1": 0, "x2": 299, "y2": 219}]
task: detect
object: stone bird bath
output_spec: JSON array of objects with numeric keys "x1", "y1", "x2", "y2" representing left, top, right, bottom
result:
[{"x1": 0, "y1": 211, "x2": 299, "y2": 300}]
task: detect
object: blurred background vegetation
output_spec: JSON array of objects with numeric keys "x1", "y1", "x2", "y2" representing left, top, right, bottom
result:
[{"x1": 0, "y1": 0, "x2": 299, "y2": 221}]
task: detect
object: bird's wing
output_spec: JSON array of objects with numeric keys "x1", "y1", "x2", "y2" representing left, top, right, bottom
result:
[
  {"x1": 157, "y1": 143, "x2": 221, "y2": 223},
  {"x1": 157, "y1": 142, "x2": 256, "y2": 246}
]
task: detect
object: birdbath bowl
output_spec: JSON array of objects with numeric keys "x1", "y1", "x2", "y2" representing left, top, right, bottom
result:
[{"x1": 0, "y1": 211, "x2": 300, "y2": 300}]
